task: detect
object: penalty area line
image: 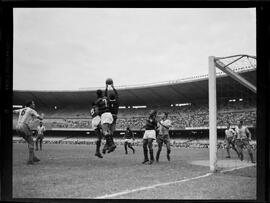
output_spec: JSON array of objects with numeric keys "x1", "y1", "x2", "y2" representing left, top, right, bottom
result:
[{"x1": 94, "y1": 172, "x2": 212, "y2": 199}]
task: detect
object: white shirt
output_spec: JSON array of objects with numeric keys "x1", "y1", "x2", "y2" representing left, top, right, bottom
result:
[
  {"x1": 159, "y1": 119, "x2": 172, "y2": 135},
  {"x1": 225, "y1": 128, "x2": 235, "y2": 138},
  {"x1": 37, "y1": 125, "x2": 46, "y2": 135},
  {"x1": 14, "y1": 107, "x2": 39, "y2": 126}
]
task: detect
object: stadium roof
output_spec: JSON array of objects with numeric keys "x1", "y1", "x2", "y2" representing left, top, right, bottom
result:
[{"x1": 13, "y1": 68, "x2": 256, "y2": 109}]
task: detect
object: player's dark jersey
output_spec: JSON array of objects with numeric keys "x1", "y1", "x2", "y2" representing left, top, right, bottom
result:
[
  {"x1": 124, "y1": 130, "x2": 134, "y2": 139},
  {"x1": 109, "y1": 99, "x2": 119, "y2": 118},
  {"x1": 90, "y1": 105, "x2": 99, "y2": 118},
  {"x1": 94, "y1": 97, "x2": 110, "y2": 116},
  {"x1": 145, "y1": 116, "x2": 157, "y2": 130}
]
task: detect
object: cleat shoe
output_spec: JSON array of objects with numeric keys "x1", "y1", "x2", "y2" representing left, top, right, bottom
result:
[
  {"x1": 108, "y1": 145, "x2": 117, "y2": 153},
  {"x1": 148, "y1": 160, "x2": 154, "y2": 165},
  {"x1": 125, "y1": 152, "x2": 128, "y2": 155},
  {"x1": 95, "y1": 153, "x2": 103, "y2": 158},
  {"x1": 167, "y1": 154, "x2": 170, "y2": 161},
  {"x1": 142, "y1": 160, "x2": 149, "y2": 164},
  {"x1": 102, "y1": 148, "x2": 106, "y2": 154},
  {"x1": 33, "y1": 157, "x2": 40, "y2": 162}
]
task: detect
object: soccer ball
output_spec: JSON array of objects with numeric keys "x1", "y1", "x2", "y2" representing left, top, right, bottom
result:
[{"x1": 106, "y1": 78, "x2": 113, "y2": 85}]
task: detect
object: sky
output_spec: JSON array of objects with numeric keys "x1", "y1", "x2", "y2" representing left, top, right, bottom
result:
[{"x1": 13, "y1": 8, "x2": 256, "y2": 90}]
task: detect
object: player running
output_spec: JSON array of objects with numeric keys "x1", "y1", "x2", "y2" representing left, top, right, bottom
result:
[
  {"x1": 35, "y1": 121, "x2": 46, "y2": 151},
  {"x1": 91, "y1": 102, "x2": 103, "y2": 158},
  {"x1": 224, "y1": 122, "x2": 239, "y2": 158},
  {"x1": 156, "y1": 112, "x2": 172, "y2": 162},
  {"x1": 123, "y1": 126, "x2": 135, "y2": 154},
  {"x1": 105, "y1": 82, "x2": 119, "y2": 152},
  {"x1": 234, "y1": 120, "x2": 255, "y2": 163},
  {"x1": 13, "y1": 101, "x2": 44, "y2": 165},
  {"x1": 94, "y1": 89, "x2": 116, "y2": 154},
  {"x1": 141, "y1": 110, "x2": 158, "y2": 165}
]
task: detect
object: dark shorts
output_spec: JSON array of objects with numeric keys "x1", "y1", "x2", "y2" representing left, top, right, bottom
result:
[
  {"x1": 36, "y1": 134, "x2": 44, "y2": 140},
  {"x1": 157, "y1": 134, "x2": 170, "y2": 146},
  {"x1": 235, "y1": 138, "x2": 251, "y2": 149},
  {"x1": 225, "y1": 137, "x2": 235, "y2": 148}
]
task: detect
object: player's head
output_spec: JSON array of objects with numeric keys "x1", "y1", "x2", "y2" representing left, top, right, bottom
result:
[
  {"x1": 161, "y1": 112, "x2": 168, "y2": 119},
  {"x1": 149, "y1": 110, "x2": 157, "y2": 118},
  {"x1": 226, "y1": 122, "x2": 231, "y2": 129},
  {"x1": 96, "y1": 89, "x2": 103, "y2": 98},
  {"x1": 26, "y1": 101, "x2": 35, "y2": 109},
  {"x1": 109, "y1": 93, "x2": 115, "y2": 100},
  {"x1": 238, "y1": 120, "x2": 243, "y2": 127}
]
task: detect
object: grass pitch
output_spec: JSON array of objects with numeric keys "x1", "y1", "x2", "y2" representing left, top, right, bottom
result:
[{"x1": 13, "y1": 141, "x2": 256, "y2": 199}]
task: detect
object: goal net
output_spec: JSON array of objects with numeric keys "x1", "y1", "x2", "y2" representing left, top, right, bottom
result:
[{"x1": 208, "y1": 55, "x2": 256, "y2": 172}]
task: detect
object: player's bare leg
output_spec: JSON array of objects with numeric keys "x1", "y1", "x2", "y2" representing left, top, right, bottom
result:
[
  {"x1": 156, "y1": 141, "x2": 163, "y2": 162},
  {"x1": 142, "y1": 139, "x2": 149, "y2": 164},
  {"x1": 236, "y1": 140, "x2": 244, "y2": 161},
  {"x1": 40, "y1": 139, "x2": 43, "y2": 151},
  {"x1": 124, "y1": 142, "x2": 128, "y2": 154},
  {"x1": 165, "y1": 140, "x2": 171, "y2": 161},
  {"x1": 148, "y1": 138, "x2": 154, "y2": 165},
  {"x1": 95, "y1": 128, "x2": 103, "y2": 158},
  {"x1": 245, "y1": 141, "x2": 255, "y2": 163},
  {"x1": 35, "y1": 138, "x2": 39, "y2": 151},
  {"x1": 128, "y1": 143, "x2": 135, "y2": 154}
]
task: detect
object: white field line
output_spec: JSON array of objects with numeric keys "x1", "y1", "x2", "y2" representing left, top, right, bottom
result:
[
  {"x1": 94, "y1": 163, "x2": 256, "y2": 199},
  {"x1": 95, "y1": 173, "x2": 212, "y2": 199}
]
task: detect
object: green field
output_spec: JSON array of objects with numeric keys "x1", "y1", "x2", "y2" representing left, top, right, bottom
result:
[{"x1": 13, "y1": 141, "x2": 256, "y2": 199}]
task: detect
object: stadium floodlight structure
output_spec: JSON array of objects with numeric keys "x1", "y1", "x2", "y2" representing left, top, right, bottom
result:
[{"x1": 208, "y1": 54, "x2": 256, "y2": 172}]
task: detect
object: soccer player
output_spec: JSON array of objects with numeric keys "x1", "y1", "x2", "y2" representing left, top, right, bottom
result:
[
  {"x1": 94, "y1": 89, "x2": 116, "y2": 154},
  {"x1": 156, "y1": 112, "x2": 172, "y2": 162},
  {"x1": 123, "y1": 126, "x2": 135, "y2": 154},
  {"x1": 141, "y1": 110, "x2": 158, "y2": 165},
  {"x1": 90, "y1": 102, "x2": 103, "y2": 158},
  {"x1": 105, "y1": 82, "x2": 119, "y2": 151},
  {"x1": 234, "y1": 120, "x2": 255, "y2": 163},
  {"x1": 35, "y1": 121, "x2": 46, "y2": 151},
  {"x1": 224, "y1": 122, "x2": 239, "y2": 158},
  {"x1": 13, "y1": 101, "x2": 44, "y2": 165}
]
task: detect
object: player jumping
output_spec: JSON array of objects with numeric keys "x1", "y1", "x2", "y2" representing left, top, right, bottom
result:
[
  {"x1": 123, "y1": 126, "x2": 135, "y2": 154},
  {"x1": 141, "y1": 110, "x2": 158, "y2": 165},
  {"x1": 35, "y1": 121, "x2": 46, "y2": 151},
  {"x1": 13, "y1": 101, "x2": 44, "y2": 165},
  {"x1": 94, "y1": 89, "x2": 116, "y2": 154},
  {"x1": 234, "y1": 120, "x2": 255, "y2": 163},
  {"x1": 156, "y1": 112, "x2": 172, "y2": 162},
  {"x1": 224, "y1": 122, "x2": 239, "y2": 158},
  {"x1": 105, "y1": 82, "x2": 119, "y2": 153}
]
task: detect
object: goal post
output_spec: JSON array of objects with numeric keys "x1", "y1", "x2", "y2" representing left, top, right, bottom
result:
[
  {"x1": 208, "y1": 54, "x2": 256, "y2": 172},
  {"x1": 208, "y1": 56, "x2": 217, "y2": 172}
]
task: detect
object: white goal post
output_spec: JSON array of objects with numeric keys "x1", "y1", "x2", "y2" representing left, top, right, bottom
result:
[{"x1": 208, "y1": 55, "x2": 256, "y2": 172}]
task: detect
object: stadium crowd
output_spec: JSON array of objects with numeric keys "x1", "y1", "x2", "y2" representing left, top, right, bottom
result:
[{"x1": 14, "y1": 100, "x2": 255, "y2": 130}]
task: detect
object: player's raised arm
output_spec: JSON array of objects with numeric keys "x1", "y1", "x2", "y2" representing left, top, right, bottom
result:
[{"x1": 105, "y1": 84, "x2": 108, "y2": 97}]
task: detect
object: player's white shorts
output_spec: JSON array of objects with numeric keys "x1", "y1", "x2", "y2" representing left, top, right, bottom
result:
[
  {"x1": 143, "y1": 130, "x2": 156, "y2": 140},
  {"x1": 124, "y1": 139, "x2": 133, "y2": 144},
  {"x1": 92, "y1": 116, "x2": 101, "y2": 129},
  {"x1": 101, "y1": 112, "x2": 113, "y2": 125}
]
